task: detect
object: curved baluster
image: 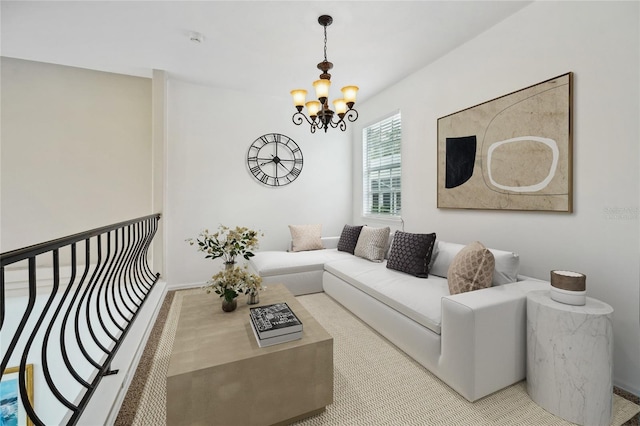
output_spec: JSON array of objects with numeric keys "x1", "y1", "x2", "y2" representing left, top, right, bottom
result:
[
  {"x1": 139, "y1": 217, "x2": 157, "y2": 284},
  {"x1": 0, "y1": 258, "x2": 37, "y2": 378},
  {"x1": 127, "y1": 222, "x2": 150, "y2": 302},
  {"x1": 0, "y1": 214, "x2": 161, "y2": 425},
  {"x1": 35, "y1": 251, "x2": 77, "y2": 413},
  {"x1": 74, "y1": 236, "x2": 107, "y2": 366},
  {"x1": 139, "y1": 217, "x2": 160, "y2": 286},
  {"x1": 113, "y1": 226, "x2": 138, "y2": 317},
  {"x1": 60, "y1": 240, "x2": 95, "y2": 386},
  {"x1": 102, "y1": 230, "x2": 128, "y2": 332},
  {"x1": 87, "y1": 234, "x2": 118, "y2": 349}
]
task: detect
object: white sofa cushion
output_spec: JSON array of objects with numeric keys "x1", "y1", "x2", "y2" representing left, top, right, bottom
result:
[
  {"x1": 325, "y1": 257, "x2": 449, "y2": 334},
  {"x1": 430, "y1": 241, "x2": 520, "y2": 286},
  {"x1": 250, "y1": 248, "x2": 350, "y2": 277}
]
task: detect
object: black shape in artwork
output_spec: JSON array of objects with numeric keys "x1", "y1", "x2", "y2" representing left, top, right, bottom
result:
[{"x1": 445, "y1": 136, "x2": 477, "y2": 189}]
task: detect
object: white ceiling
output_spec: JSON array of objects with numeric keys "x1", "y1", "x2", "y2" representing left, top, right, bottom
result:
[{"x1": 1, "y1": 1, "x2": 532, "y2": 102}]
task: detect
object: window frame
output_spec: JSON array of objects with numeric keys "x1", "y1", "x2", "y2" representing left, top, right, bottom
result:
[{"x1": 362, "y1": 111, "x2": 402, "y2": 220}]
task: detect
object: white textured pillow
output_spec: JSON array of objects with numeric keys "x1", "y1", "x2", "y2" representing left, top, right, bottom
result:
[
  {"x1": 289, "y1": 224, "x2": 323, "y2": 252},
  {"x1": 354, "y1": 226, "x2": 390, "y2": 262}
]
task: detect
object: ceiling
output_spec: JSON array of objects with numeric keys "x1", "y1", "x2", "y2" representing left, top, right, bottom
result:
[{"x1": 1, "y1": 1, "x2": 532, "y2": 103}]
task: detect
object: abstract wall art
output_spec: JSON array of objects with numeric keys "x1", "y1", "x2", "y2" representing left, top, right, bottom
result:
[{"x1": 437, "y1": 73, "x2": 573, "y2": 212}]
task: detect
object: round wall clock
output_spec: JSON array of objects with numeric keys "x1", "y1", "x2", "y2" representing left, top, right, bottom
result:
[{"x1": 247, "y1": 133, "x2": 303, "y2": 186}]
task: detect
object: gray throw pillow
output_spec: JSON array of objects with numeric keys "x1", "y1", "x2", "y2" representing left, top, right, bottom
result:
[
  {"x1": 386, "y1": 231, "x2": 436, "y2": 278},
  {"x1": 337, "y1": 225, "x2": 363, "y2": 254}
]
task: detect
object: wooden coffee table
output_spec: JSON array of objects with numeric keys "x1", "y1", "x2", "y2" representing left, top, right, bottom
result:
[{"x1": 166, "y1": 284, "x2": 333, "y2": 425}]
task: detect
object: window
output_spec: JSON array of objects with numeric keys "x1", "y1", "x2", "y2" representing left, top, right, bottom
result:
[{"x1": 362, "y1": 112, "x2": 401, "y2": 217}]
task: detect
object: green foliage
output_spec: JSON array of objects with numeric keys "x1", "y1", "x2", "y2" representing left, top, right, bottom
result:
[
  {"x1": 188, "y1": 225, "x2": 264, "y2": 301},
  {"x1": 187, "y1": 225, "x2": 262, "y2": 263},
  {"x1": 204, "y1": 265, "x2": 263, "y2": 301}
]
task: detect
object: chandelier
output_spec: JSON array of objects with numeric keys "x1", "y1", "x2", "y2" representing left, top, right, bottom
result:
[{"x1": 290, "y1": 15, "x2": 359, "y2": 133}]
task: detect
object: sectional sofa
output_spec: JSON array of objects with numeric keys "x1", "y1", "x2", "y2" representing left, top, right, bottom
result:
[{"x1": 249, "y1": 226, "x2": 548, "y2": 402}]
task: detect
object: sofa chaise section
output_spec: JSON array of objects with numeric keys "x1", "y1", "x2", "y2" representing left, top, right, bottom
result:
[{"x1": 249, "y1": 237, "x2": 351, "y2": 295}]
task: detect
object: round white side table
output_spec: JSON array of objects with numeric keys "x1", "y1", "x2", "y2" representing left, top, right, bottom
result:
[{"x1": 526, "y1": 290, "x2": 613, "y2": 426}]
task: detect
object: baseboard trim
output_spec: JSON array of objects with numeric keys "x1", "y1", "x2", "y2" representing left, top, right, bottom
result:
[
  {"x1": 614, "y1": 377, "x2": 640, "y2": 399},
  {"x1": 167, "y1": 281, "x2": 205, "y2": 291}
]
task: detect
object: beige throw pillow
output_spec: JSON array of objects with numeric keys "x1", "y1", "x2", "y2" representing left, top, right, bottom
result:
[
  {"x1": 448, "y1": 241, "x2": 495, "y2": 295},
  {"x1": 354, "y1": 226, "x2": 390, "y2": 262},
  {"x1": 289, "y1": 224, "x2": 323, "y2": 252}
]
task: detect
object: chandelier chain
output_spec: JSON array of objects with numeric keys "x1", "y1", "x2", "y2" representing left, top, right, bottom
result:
[{"x1": 323, "y1": 24, "x2": 328, "y2": 62}]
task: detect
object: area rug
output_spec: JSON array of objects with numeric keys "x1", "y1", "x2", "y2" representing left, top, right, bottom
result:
[{"x1": 117, "y1": 288, "x2": 640, "y2": 426}]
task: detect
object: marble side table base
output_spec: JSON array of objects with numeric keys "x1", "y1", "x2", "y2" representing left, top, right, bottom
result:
[{"x1": 526, "y1": 290, "x2": 613, "y2": 426}]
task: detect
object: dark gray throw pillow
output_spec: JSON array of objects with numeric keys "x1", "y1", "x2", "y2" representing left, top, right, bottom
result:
[
  {"x1": 386, "y1": 231, "x2": 437, "y2": 278},
  {"x1": 337, "y1": 225, "x2": 363, "y2": 254}
]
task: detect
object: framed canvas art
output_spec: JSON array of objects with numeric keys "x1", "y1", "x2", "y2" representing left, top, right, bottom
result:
[
  {"x1": 437, "y1": 73, "x2": 573, "y2": 212},
  {"x1": 1, "y1": 365, "x2": 34, "y2": 426}
]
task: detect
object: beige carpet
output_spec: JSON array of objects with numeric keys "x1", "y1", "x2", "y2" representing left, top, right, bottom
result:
[{"x1": 118, "y1": 288, "x2": 640, "y2": 425}]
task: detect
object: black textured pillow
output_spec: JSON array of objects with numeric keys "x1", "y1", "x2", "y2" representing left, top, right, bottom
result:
[
  {"x1": 386, "y1": 231, "x2": 437, "y2": 278},
  {"x1": 337, "y1": 225, "x2": 363, "y2": 254}
]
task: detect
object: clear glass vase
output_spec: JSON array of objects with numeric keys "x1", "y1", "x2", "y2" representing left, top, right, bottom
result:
[{"x1": 222, "y1": 297, "x2": 237, "y2": 312}]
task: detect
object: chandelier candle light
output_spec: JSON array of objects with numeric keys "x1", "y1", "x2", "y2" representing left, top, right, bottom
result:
[{"x1": 291, "y1": 15, "x2": 359, "y2": 133}]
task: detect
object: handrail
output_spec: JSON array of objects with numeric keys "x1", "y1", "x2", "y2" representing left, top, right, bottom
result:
[
  {"x1": 0, "y1": 214, "x2": 161, "y2": 426},
  {"x1": 0, "y1": 213, "x2": 160, "y2": 266}
]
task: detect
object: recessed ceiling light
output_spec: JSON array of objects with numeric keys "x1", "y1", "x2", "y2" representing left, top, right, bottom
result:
[{"x1": 189, "y1": 32, "x2": 204, "y2": 44}]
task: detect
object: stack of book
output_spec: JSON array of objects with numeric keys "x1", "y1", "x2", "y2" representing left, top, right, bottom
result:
[{"x1": 249, "y1": 302, "x2": 303, "y2": 347}]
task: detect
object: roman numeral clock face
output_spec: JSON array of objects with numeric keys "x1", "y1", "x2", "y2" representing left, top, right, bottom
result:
[{"x1": 247, "y1": 133, "x2": 303, "y2": 186}]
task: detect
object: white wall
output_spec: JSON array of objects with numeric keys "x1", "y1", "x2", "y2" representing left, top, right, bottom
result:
[
  {"x1": 165, "y1": 79, "x2": 352, "y2": 287},
  {"x1": 354, "y1": 1, "x2": 640, "y2": 394},
  {"x1": 1, "y1": 58, "x2": 153, "y2": 252}
]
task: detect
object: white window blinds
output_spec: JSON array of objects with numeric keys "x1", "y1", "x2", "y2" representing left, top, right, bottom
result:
[{"x1": 362, "y1": 112, "x2": 402, "y2": 217}]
